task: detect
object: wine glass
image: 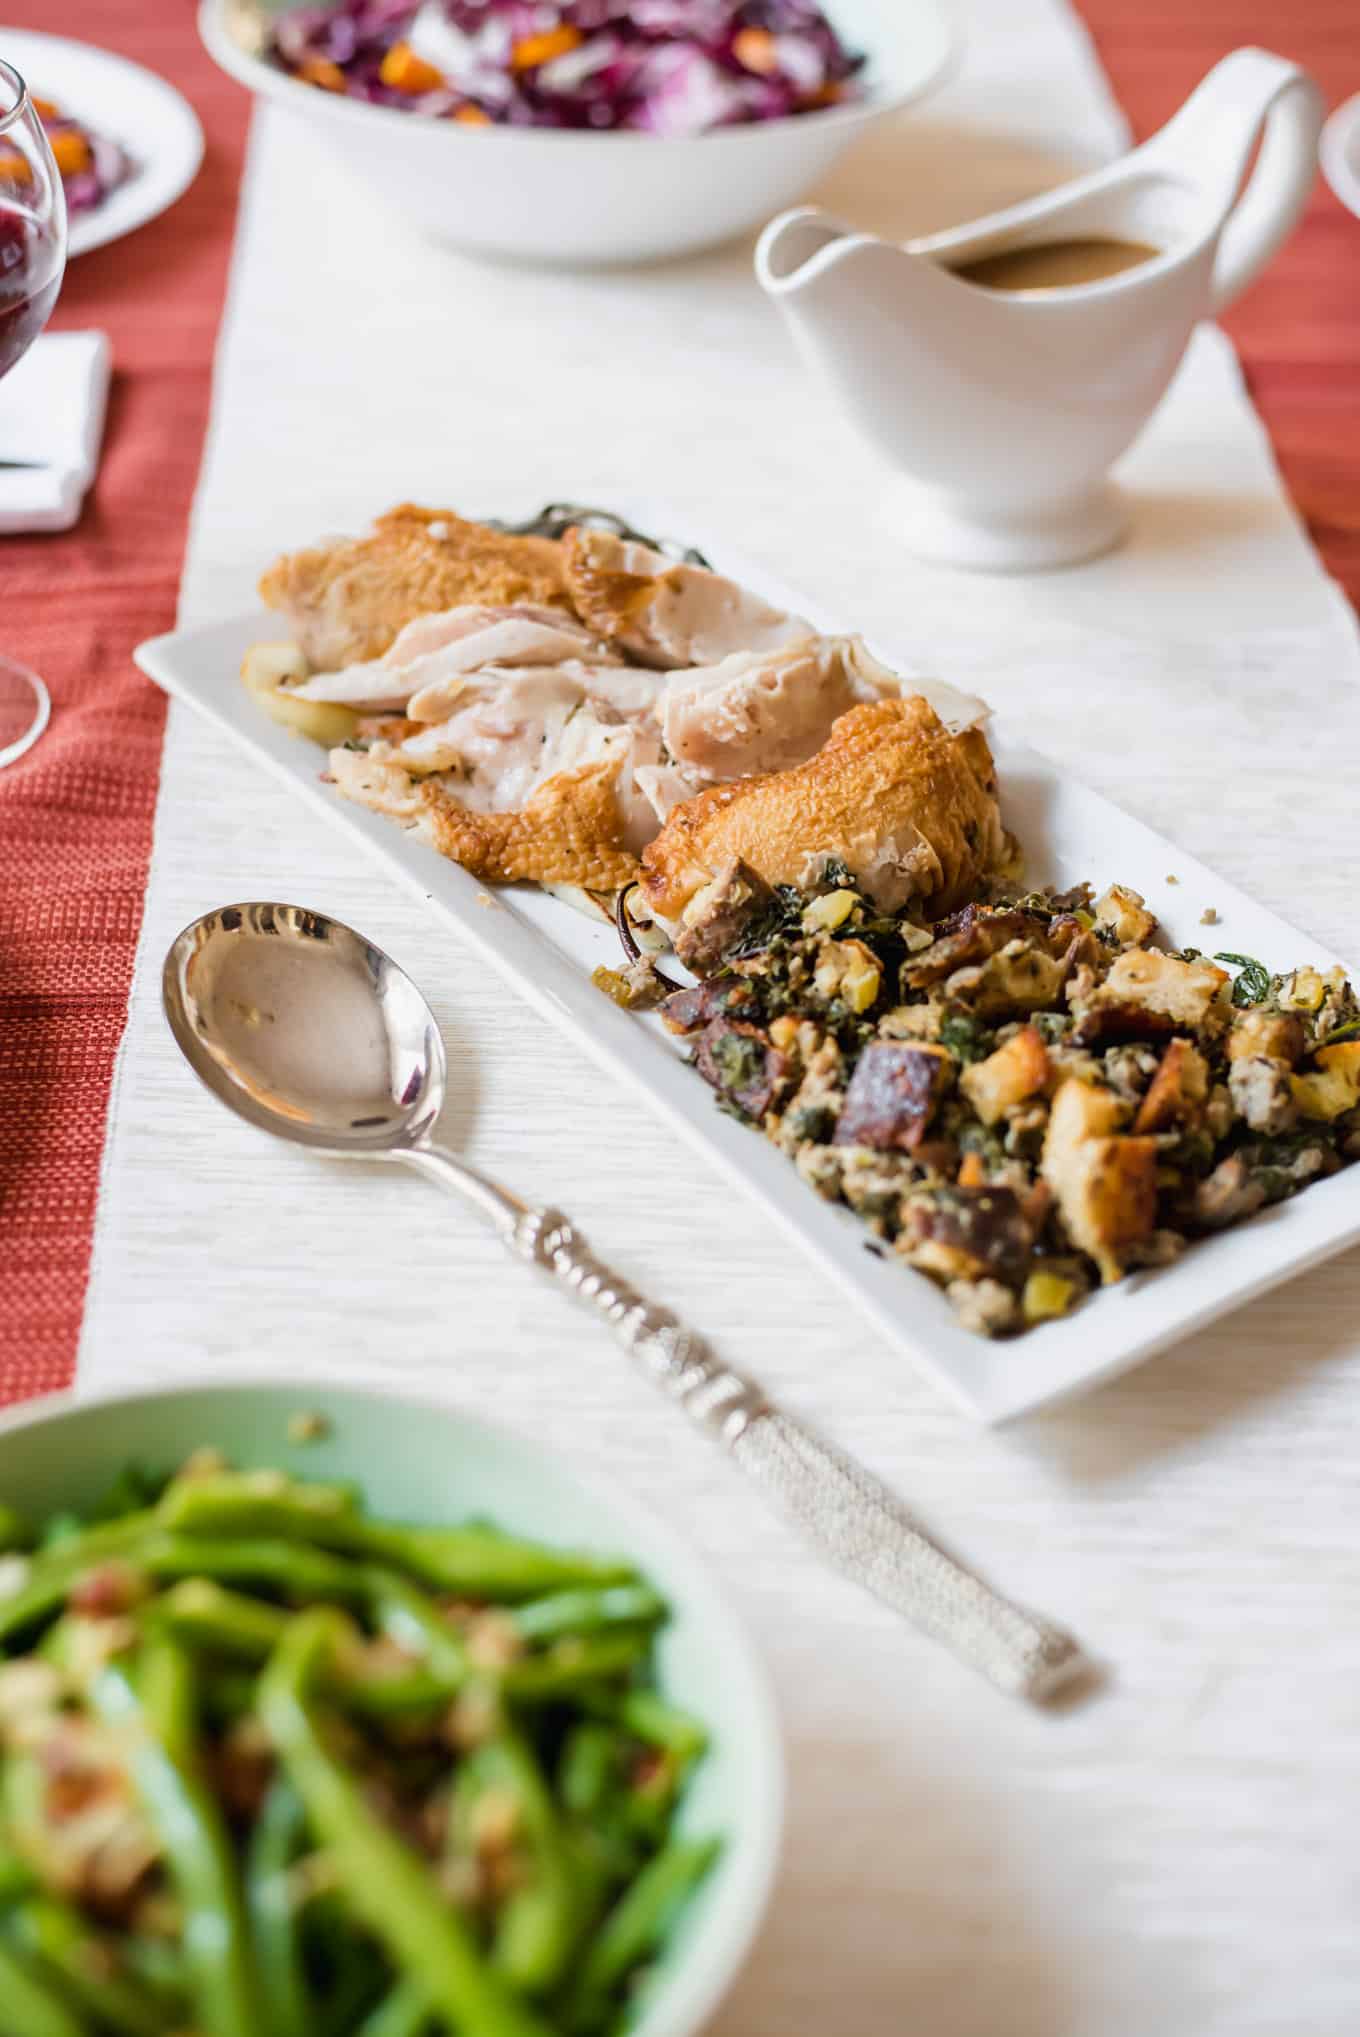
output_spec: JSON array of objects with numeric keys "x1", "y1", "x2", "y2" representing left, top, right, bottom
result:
[{"x1": 0, "y1": 57, "x2": 67, "y2": 769}]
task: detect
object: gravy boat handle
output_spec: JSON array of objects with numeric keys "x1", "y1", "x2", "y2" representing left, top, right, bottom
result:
[{"x1": 1141, "y1": 47, "x2": 1322, "y2": 313}]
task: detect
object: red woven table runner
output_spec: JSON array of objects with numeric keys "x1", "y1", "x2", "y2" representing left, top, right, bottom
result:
[
  {"x1": 0, "y1": 5, "x2": 249, "y2": 1403},
  {"x1": 1077, "y1": 0, "x2": 1360, "y2": 598},
  {"x1": 0, "y1": 6, "x2": 1355, "y2": 1406}
]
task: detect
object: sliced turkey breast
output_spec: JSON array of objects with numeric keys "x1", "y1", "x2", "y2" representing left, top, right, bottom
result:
[
  {"x1": 660, "y1": 635, "x2": 900, "y2": 784},
  {"x1": 562, "y1": 526, "x2": 813, "y2": 670},
  {"x1": 284, "y1": 604, "x2": 613, "y2": 715}
]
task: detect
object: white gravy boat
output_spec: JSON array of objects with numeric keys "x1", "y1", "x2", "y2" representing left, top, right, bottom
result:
[{"x1": 756, "y1": 48, "x2": 1322, "y2": 572}]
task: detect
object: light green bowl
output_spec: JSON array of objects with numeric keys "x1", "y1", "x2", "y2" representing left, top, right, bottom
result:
[{"x1": 0, "y1": 1378, "x2": 784, "y2": 2037}]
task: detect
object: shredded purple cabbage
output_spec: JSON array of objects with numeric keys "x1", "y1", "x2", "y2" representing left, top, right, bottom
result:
[
  {"x1": 267, "y1": 0, "x2": 865, "y2": 134},
  {"x1": 36, "y1": 105, "x2": 133, "y2": 217}
]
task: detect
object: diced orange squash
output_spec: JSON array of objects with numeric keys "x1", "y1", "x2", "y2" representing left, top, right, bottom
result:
[
  {"x1": 32, "y1": 97, "x2": 60, "y2": 121},
  {"x1": 1291, "y1": 1041, "x2": 1360, "y2": 1122},
  {"x1": 50, "y1": 130, "x2": 92, "y2": 177},
  {"x1": 453, "y1": 103, "x2": 492, "y2": 125},
  {"x1": 510, "y1": 26, "x2": 582, "y2": 70},
  {"x1": 379, "y1": 42, "x2": 445, "y2": 94},
  {"x1": 733, "y1": 27, "x2": 778, "y2": 73},
  {"x1": 0, "y1": 150, "x2": 31, "y2": 185},
  {"x1": 299, "y1": 56, "x2": 348, "y2": 91}
]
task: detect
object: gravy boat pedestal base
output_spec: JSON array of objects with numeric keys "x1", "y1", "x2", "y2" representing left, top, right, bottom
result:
[{"x1": 892, "y1": 480, "x2": 1128, "y2": 574}]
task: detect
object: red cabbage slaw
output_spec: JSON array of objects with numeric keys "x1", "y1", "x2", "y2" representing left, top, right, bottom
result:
[
  {"x1": 11, "y1": 99, "x2": 132, "y2": 217},
  {"x1": 267, "y1": 0, "x2": 866, "y2": 135}
]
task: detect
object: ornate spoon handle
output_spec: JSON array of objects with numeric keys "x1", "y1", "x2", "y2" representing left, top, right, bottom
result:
[{"x1": 509, "y1": 1207, "x2": 1088, "y2": 1704}]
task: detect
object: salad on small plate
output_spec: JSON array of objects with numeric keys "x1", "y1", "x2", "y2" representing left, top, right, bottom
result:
[{"x1": 0, "y1": 31, "x2": 204, "y2": 260}]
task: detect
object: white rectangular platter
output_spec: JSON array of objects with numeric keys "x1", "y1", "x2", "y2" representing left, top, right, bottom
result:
[{"x1": 135, "y1": 519, "x2": 1360, "y2": 1424}]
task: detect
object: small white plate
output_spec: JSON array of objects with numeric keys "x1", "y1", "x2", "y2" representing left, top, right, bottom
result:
[
  {"x1": 1321, "y1": 92, "x2": 1360, "y2": 220},
  {"x1": 0, "y1": 27, "x2": 204, "y2": 258},
  {"x1": 134, "y1": 511, "x2": 1360, "y2": 1425}
]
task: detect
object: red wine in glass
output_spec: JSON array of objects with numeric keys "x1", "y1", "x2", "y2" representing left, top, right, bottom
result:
[{"x1": 0, "y1": 248, "x2": 60, "y2": 382}]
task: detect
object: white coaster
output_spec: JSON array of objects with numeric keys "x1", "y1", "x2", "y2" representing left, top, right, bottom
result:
[{"x1": 0, "y1": 330, "x2": 112, "y2": 534}]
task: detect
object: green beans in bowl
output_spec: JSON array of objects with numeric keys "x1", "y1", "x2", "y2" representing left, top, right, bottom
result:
[{"x1": 0, "y1": 1382, "x2": 782, "y2": 2037}]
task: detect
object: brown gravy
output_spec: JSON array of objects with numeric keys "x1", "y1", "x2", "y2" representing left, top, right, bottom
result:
[{"x1": 948, "y1": 236, "x2": 1160, "y2": 293}]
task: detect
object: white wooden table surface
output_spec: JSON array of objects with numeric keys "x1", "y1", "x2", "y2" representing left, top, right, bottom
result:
[{"x1": 81, "y1": 1, "x2": 1360, "y2": 2030}]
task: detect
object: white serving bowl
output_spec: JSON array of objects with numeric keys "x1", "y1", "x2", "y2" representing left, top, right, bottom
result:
[
  {"x1": 198, "y1": 0, "x2": 958, "y2": 264},
  {"x1": 1321, "y1": 91, "x2": 1360, "y2": 220}
]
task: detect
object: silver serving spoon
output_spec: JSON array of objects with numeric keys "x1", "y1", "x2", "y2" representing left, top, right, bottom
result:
[{"x1": 163, "y1": 902, "x2": 1091, "y2": 1705}]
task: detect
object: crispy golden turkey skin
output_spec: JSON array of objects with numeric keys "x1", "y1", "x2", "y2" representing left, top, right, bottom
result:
[
  {"x1": 327, "y1": 748, "x2": 639, "y2": 895},
  {"x1": 639, "y1": 695, "x2": 1008, "y2": 923},
  {"x1": 259, "y1": 505, "x2": 570, "y2": 670}
]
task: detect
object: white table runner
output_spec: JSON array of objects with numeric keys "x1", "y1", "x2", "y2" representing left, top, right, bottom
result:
[{"x1": 83, "y1": 1, "x2": 1360, "y2": 2029}]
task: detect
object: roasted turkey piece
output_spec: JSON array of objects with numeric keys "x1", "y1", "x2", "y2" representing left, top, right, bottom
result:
[
  {"x1": 259, "y1": 504, "x2": 570, "y2": 670},
  {"x1": 640, "y1": 695, "x2": 1008, "y2": 925}
]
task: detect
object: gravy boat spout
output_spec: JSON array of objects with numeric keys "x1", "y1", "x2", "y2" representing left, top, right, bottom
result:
[{"x1": 756, "y1": 48, "x2": 1322, "y2": 573}]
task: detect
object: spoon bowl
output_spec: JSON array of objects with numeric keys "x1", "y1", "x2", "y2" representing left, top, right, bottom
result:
[{"x1": 163, "y1": 901, "x2": 446, "y2": 1153}]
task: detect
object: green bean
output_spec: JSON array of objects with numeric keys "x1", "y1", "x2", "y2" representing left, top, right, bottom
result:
[
  {"x1": 159, "y1": 1471, "x2": 360, "y2": 1533},
  {"x1": 505, "y1": 1634, "x2": 650, "y2": 1703},
  {"x1": 90, "y1": 1651, "x2": 259, "y2": 2037},
  {"x1": 343, "y1": 1671, "x2": 458, "y2": 1719},
  {"x1": 363, "y1": 1567, "x2": 469, "y2": 1683},
  {"x1": 160, "y1": 1475, "x2": 634, "y2": 1599},
  {"x1": 0, "y1": 1515, "x2": 156, "y2": 1647},
  {"x1": 143, "y1": 1534, "x2": 367, "y2": 1602},
  {"x1": 260, "y1": 1608, "x2": 551, "y2": 2037},
  {"x1": 360, "y1": 1597, "x2": 646, "y2": 1715},
  {"x1": 318, "y1": 1937, "x2": 389, "y2": 2037},
  {"x1": 200, "y1": 1668, "x2": 260, "y2": 1728},
  {"x1": 88, "y1": 1464, "x2": 168, "y2": 1524},
  {"x1": 0, "y1": 1836, "x2": 36, "y2": 1907},
  {"x1": 155, "y1": 1577, "x2": 291, "y2": 1660},
  {"x1": 36, "y1": 1616, "x2": 82, "y2": 1674},
  {"x1": 158, "y1": 1578, "x2": 455, "y2": 1718},
  {"x1": 559, "y1": 1725, "x2": 618, "y2": 1820},
  {"x1": 589, "y1": 1689, "x2": 708, "y2": 1760},
  {"x1": 512, "y1": 1586, "x2": 666, "y2": 1645},
  {"x1": 4, "y1": 1896, "x2": 169, "y2": 2036},
  {"x1": 620, "y1": 1761, "x2": 682, "y2": 1849},
  {"x1": 121, "y1": 1934, "x2": 189, "y2": 2015},
  {"x1": 0, "y1": 1936, "x2": 87, "y2": 2037},
  {"x1": 356, "y1": 1976, "x2": 434, "y2": 2037},
  {"x1": 570, "y1": 1837, "x2": 721, "y2": 2009},
  {"x1": 294, "y1": 1882, "x2": 389, "y2": 2032},
  {"x1": 2, "y1": 1749, "x2": 52, "y2": 1879},
  {"x1": 359, "y1": 1522, "x2": 635, "y2": 1601},
  {"x1": 0, "y1": 1502, "x2": 33, "y2": 1553},
  {"x1": 247, "y1": 1778, "x2": 311, "y2": 2037},
  {"x1": 138, "y1": 1628, "x2": 195, "y2": 1767},
  {"x1": 475, "y1": 1728, "x2": 581, "y2": 1993}
]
